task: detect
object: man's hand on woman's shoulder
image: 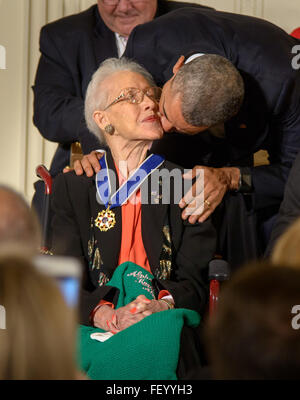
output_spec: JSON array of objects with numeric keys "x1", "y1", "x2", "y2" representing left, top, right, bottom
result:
[{"x1": 63, "y1": 150, "x2": 103, "y2": 176}]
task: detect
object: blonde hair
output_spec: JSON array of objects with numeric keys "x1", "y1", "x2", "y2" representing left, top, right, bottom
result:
[
  {"x1": 271, "y1": 217, "x2": 300, "y2": 269},
  {"x1": 0, "y1": 253, "x2": 78, "y2": 379}
]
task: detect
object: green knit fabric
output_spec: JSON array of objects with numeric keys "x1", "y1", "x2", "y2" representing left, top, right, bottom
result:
[{"x1": 78, "y1": 262, "x2": 200, "y2": 380}]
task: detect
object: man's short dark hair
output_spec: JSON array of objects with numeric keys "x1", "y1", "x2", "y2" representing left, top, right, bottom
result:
[
  {"x1": 172, "y1": 54, "x2": 244, "y2": 127},
  {"x1": 205, "y1": 262, "x2": 300, "y2": 379}
]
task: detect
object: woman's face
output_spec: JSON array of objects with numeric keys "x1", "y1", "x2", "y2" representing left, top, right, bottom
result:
[{"x1": 100, "y1": 71, "x2": 163, "y2": 142}]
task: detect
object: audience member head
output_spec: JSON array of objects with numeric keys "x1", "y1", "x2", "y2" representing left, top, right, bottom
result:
[
  {"x1": 271, "y1": 217, "x2": 300, "y2": 269},
  {"x1": 85, "y1": 57, "x2": 161, "y2": 144},
  {"x1": 204, "y1": 261, "x2": 300, "y2": 379},
  {"x1": 97, "y1": 0, "x2": 157, "y2": 37},
  {"x1": 0, "y1": 251, "x2": 78, "y2": 379},
  {"x1": 0, "y1": 185, "x2": 41, "y2": 253},
  {"x1": 159, "y1": 54, "x2": 244, "y2": 133}
]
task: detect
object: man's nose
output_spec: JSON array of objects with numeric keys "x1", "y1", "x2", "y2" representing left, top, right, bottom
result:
[
  {"x1": 143, "y1": 94, "x2": 158, "y2": 110},
  {"x1": 116, "y1": 0, "x2": 133, "y2": 12}
]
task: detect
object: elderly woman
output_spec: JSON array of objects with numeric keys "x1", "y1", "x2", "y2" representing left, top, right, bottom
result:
[{"x1": 51, "y1": 58, "x2": 216, "y2": 379}]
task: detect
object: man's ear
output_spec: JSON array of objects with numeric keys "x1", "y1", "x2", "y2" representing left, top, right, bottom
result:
[
  {"x1": 172, "y1": 55, "x2": 185, "y2": 75},
  {"x1": 93, "y1": 110, "x2": 108, "y2": 130}
]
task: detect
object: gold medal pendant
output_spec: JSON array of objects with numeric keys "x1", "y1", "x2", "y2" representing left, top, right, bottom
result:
[{"x1": 95, "y1": 207, "x2": 116, "y2": 232}]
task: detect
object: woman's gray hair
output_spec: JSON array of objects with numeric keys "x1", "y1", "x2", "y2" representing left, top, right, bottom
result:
[{"x1": 84, "y1": 57, "x2": 156, "y2": 143}]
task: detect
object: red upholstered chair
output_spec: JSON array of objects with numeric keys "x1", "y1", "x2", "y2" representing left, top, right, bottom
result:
[{"x1": 208, "y1": 258, "x2": 230, "y2": 316}]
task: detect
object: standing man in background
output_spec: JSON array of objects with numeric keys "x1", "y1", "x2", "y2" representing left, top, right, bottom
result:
[{"x1": 32, "y1": 0, "x2": 211, "y2": 220}]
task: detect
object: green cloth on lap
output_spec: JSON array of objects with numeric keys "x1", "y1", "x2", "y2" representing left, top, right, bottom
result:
[{"x1": 78, "y1": 262, "x2": 200, "y2": 380}]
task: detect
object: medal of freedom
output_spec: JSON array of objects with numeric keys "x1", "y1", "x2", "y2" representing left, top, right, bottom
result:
[
  {"x1": 95, "y1": 208, "x2": 116, "y2": 232},
  {"x1": 94, "y1": 152, "x2": 164, "y2": 232}
]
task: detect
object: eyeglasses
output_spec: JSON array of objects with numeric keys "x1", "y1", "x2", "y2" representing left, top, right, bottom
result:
[
  {"x1": 104, "y1": 87, "x2": 162, "y2": 110},
  {"x1": 101, "y1": 0, "x2": 149, "y2": 6}
]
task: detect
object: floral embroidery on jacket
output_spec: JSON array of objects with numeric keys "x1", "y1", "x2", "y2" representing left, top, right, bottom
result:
[
  {"x1": 155, "y1": 223, "x2": 172, "y2": 280},
  {"x1": 88, "y1": 217, "x2": 108, "y2": 286}
]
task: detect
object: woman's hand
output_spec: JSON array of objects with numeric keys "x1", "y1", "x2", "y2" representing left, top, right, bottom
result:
[
  {"x1": 93, "y1": 305, "x2": 116, "y2": 331},
  {"x1": 93, "y1": 301, "x2": 149, "y2": 333},
  {"x1": 93, "y1": 295, "x2": 170, "y2": 333},
  {"x1": 130, "y1": 295, "x2": 170, "y2": 317}
]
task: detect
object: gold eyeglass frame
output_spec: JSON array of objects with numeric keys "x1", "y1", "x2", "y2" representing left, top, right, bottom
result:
[{"x1": 103, "y1": 87, "x2": 162, "y2": 111}]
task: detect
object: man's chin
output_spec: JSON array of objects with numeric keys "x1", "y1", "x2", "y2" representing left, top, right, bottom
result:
[
  {"x1": 166, "y1": 129, "x2": 202, "y2": 136},
  {"x1": 182, "y1": 130, "x2": 201, "y2": 136}
]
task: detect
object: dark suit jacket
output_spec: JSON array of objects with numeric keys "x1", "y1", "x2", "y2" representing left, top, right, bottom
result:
[
  {"x1": 32, "y1": 1, "x2": 212, "y2": 177},
  {"x1": 51, "y1": 152, "x2": 217, "y2": 325},
  {"x1": 266, "y1": 150, "x2": 300, "y2": 255},
  {"x1": 124, "y1": 8, "x2": 300, "y2": 212}
]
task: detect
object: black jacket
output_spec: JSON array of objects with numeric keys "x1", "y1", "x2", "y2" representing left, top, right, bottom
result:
[
  {"x1": 124, "y1": 7, "x2": 300, "y2": 212},
  {"x1": 33, "y1": 1, "x2": 212, "y2": 176},
  {"x1": 266, "y1": 151, "x2": 300, "y2": 255},
  {"x1": 51, "y1": 152, "x2": 216, "y2": 325}
]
